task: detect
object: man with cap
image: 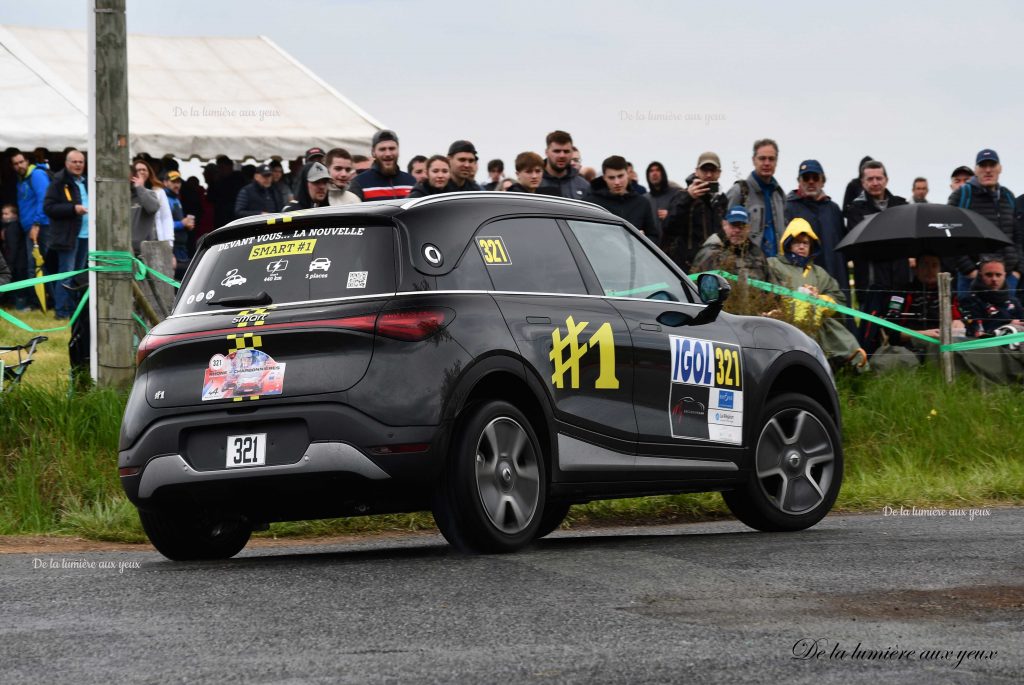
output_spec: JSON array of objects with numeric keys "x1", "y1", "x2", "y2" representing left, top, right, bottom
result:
[
  {"x1": 691, "y1": 205, "x2": 768, "y2": 282},
  {"x1": 784, "y1": 159, "x2": 848, "y2": 298},
  {"x1": 162, "y1": 170, "x2": 194, "y2": 279},
  {"x1": 663, "y1": 151, "x2": 728, "y2": 273},
  {"x1": 448, "y1": 140, "x2": 482, "y2": 191},
  {"x1": 726, "y1": 138, "x2": 786, "y2": 258},
  {"x1": 948, "y1": 149, "x2": 1020, "y2": 296},
  {"x1": 234, "y1": 163, "x2": 284, "y2": 219},
  {"x1": 283, "y1": 162, "x2": 331, "y2": 212},
  {"x1": 304, "y1": 147, "x2": 326, "y2": 164},
  {"x1": 950, "y1": 165, "x2": 974, "y2": 192},
  {"x1": 347, "y1": 130, "x2": 417, "y2": 202}
]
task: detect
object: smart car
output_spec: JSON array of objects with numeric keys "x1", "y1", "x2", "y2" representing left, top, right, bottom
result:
[{"x1": 120, "y1": 193, "x2": 843, "y2": 560}]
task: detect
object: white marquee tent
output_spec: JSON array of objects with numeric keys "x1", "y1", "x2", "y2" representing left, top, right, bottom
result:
[{"x1": 0, "y1": 24, "x2": 383, "y2": 159}]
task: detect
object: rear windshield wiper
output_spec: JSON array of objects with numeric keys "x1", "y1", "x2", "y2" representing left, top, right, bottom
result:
[{"x1": 206, "y1": 291, "x2": 273, "y2": 307}]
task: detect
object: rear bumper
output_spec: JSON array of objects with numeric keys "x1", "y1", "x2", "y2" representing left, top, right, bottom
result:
[
  {"x1": 135, "y1": 442, "x2": 390, "y2": 499},
  {"x1": 119, "y1": 401, "x2": 446, "y2": 516}
]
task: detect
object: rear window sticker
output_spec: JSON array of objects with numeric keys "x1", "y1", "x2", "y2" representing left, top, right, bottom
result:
[
  {"x1": 477, "y1": 236, "x2": 511, "y2": 265},
  {"x1": 203, "y1": 348, "x2": 285, "y2": 401},
  {"x1": 292, "y1": 226, "x2": 365, "y2": 237},
  {"x1": 248, "y1": 238, "x2": 317, "y2": 261},
  {"x1": 264, "y1": 259, "x2": 288, "y2": 282},
  {"x1": 195, "y1": 291, "x2": 206, "y2": 302},
  {"x1": 221, "y1": 269, "x2": 246, "y2": 287},
  {"x1": 668, "y1": 335, "x2": 743, "y2": 444},
  {"x1": 347, "y1": 271, "x2": 368, "y2": 289},
  {"x1": 186, "y1": 294, "x2": 195, "y2": 305},
  {"x1": 206, "y1": 290, "x2": 215, "y2": 300}
]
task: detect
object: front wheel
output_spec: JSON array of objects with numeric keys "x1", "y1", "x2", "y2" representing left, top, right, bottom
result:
[
  {"x1": 139, "y1": 509, "x2": 251, "y2": 561},
  {"x1": 432, "y1": 400, "x2": 547, "y2": 553},
  {"x1": 723, "y1": 393, "x2": 843, "y2": 532}
]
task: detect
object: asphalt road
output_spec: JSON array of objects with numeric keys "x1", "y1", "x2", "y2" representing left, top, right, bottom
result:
[{"x1": 1, "y1": 509, "x2": 1021, "y2": 684}]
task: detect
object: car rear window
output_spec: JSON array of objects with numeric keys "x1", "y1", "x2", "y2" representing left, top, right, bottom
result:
[{"x1": 175, "y1": 224, "x2": 396, "y2": 313}]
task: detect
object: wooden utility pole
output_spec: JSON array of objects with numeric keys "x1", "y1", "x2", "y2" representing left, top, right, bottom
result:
[
  {"x1": 938, "y1": 271, "x2": 954, "y2": 384},
  {"x1": 89, "y1": 0, "x2": 134, "y2": 388}
]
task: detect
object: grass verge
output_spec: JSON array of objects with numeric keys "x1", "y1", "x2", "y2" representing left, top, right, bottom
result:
[{"x1": 0, "y1": 367, "x2": 1020, "y2": 543}]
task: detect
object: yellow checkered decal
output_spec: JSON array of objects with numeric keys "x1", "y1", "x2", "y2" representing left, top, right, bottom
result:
[{"x1": 227, "y1": 332, "x2": 263, "y2": 351}]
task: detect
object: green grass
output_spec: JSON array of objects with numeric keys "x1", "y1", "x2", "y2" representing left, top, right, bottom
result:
[{"x1": 0, "y1": 365, "x2": 1020, "y2": 543}]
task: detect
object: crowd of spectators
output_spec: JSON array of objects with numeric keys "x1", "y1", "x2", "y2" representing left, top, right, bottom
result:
[{"x1": 2, "y1": 131, "x2": 1022, "y2": 369}]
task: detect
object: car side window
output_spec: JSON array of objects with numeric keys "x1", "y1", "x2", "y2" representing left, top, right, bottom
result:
[
  {"x1": 475, "y1": 217, "x2": 587, "y2": 294},
  {"x1": 566, "y1": 220, "x2": 693, "y2": 302}
]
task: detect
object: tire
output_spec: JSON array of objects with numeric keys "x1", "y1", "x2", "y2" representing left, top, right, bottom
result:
[
  {"x1": 534, "y1": 502, "x2": 571, "y2": 540},
  {"x1": 139, "y1": 508, "x2": 251, "y2": 561},
  {"x1": 723, "y1": 392, "x2": 843, "y2": 532},
  {"x1": 432, "y1": 400, "x2": 547, "y2": 553}
]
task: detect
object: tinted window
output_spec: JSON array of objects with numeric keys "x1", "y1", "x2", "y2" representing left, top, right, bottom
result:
[
  {"x1": 567, "y1": 220, "x2": 693, "y2": 302},
  {"x1": 476, "y1": 218, "x2": 586, "y2": 294},
  {"x1": 176, "y1": 224, "x2": 395, "y2": 313}
]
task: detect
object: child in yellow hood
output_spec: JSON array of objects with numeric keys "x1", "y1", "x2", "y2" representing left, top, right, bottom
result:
[{"x1": 767, "y1": 218, "x2": 867, "y2": 368}]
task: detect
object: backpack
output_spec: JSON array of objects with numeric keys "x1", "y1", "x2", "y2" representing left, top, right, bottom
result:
[{"x1": 957, "y1": 183, "x2": 1016, "y2": 213}]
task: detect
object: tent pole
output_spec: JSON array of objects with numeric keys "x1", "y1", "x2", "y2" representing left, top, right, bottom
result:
[
  {"x1": 91, "y1": 0, "x2": 135, "y2": 389},
  {"x1": 938, "y1": 271, "x2": 954, "y2": 384}
]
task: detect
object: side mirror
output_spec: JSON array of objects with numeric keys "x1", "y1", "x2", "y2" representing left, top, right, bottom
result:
[
  {"x1": 697, "y1": 273, "x2": 731, "y2": 305},
  {"x1": 689, "y1": 274, "x2": 731, "y2": 326}
]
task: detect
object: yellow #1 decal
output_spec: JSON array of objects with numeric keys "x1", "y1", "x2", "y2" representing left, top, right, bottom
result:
[
  {"x1": 477, "y1": 236, "x2": 511, "y2": 265},
  {"x1": 248, "y1": 239, "x2": 317, "y2": 260}
]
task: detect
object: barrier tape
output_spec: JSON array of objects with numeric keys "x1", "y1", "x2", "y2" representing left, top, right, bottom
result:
[
  {"x1": 0, "y1": 251, "x2": 180, "y2": 333},
  {"x1": 2, "y1": 258, "x2": 1020, "y2": 353},
  {"x1": 692, "y1": 271, "x2": 1024, "y2": 353}
]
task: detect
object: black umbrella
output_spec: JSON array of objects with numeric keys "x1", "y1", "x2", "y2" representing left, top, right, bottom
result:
[{"x1": 836, "y1": 204, "x2": 1012, "y2": 259}]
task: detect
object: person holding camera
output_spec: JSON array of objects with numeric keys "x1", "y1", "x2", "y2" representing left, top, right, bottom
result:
[{"x1": 662, "y1": 151, "x2": 727, "y2": 273}]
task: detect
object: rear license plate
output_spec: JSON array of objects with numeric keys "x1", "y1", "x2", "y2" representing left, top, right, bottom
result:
[{"x1": 225, "y1": 433, "x2": 267, "y2": 468}]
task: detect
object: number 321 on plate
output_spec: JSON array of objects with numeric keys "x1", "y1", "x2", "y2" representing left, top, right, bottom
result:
[{"x1": 226, "y1": 433, "x2": 267, "y2": 468}]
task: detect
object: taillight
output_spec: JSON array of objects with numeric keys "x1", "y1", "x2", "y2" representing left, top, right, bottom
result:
[
  {"x1": 135, "y1": 314, "x2": 379, "y2": 364},
  {"x1": 375, "y1": 309, "x2": 449, "y2": 341}
]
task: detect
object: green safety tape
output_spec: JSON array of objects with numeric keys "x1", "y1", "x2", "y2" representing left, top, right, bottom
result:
[
  {"x1": 692, "y1": 270, "x2": 1024, "y2": 353},
  {"x1": 0, "y1": 251, "x2": 180, "y2": 333}
]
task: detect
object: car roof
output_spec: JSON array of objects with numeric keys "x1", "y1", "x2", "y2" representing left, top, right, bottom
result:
[
  {"x1": 199, "y1": 192, "x2": 622, "y2": 270},
  {"x1": 215, "y1": 192, "x2": 612, "y2": 233}
]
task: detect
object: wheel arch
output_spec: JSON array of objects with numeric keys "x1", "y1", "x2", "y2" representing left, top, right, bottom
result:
[
  {"x1": 442, "y1": 354, "x2": 555, "y2": 482},
  {"x1": 754, "y1": 352, "x2": 841, "y2": 430}
]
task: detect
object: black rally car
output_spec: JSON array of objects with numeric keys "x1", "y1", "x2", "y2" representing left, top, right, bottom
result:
[{"x1": 120, "y1": 193, "x2": 843, "y2": 559}]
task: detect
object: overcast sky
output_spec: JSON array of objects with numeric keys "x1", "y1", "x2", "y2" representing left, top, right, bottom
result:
[{"x1": 3, "y1": 0, "x2": 1024, "y2": 200}]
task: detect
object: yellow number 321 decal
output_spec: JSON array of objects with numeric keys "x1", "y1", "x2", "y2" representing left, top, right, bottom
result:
[{"x1": 477, "y1": 236, "x2": 511, "y2": 265}]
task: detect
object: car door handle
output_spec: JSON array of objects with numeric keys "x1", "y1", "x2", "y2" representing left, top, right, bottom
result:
[
  {"x1": 526, "y1": 316, "x2": 551, "y2": 325},
  {"x1": 639, "y1": 323, "x2": 661, "y2": 332}
]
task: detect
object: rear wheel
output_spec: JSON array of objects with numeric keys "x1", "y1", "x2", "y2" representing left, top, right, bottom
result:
[
  {"x1": 139, "y1": 509, "x2": 251, "y2": 561},
  {"x1": 723, "y1": 393, "x2": 842, "y2": 532},
  {"x1": 433, "y1": 400, "x2": 546, "y2": 553}
]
